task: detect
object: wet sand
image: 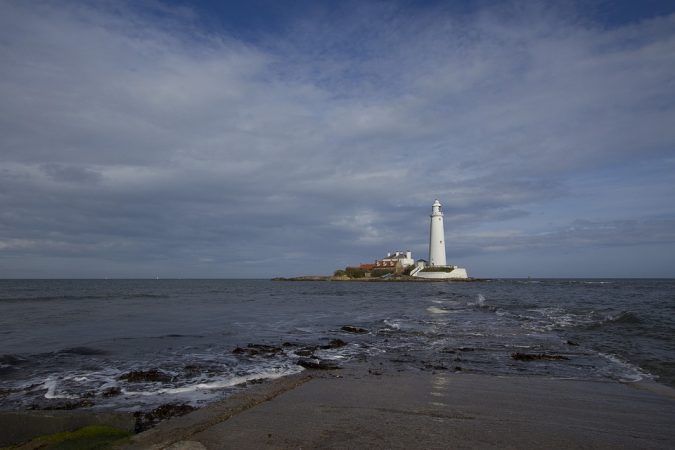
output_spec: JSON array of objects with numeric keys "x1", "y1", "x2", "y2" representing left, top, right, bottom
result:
[{"x1": 121, "y1": 369, "x2": 675, "y2": 449}]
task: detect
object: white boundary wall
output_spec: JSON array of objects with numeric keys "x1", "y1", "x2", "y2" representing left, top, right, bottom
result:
[{"x1": 413, "y1": 268, "x2": 468, "y2": 279}]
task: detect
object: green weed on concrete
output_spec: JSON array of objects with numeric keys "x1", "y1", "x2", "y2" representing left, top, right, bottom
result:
[{"x1": 6, "y1": 425, "x2": 131, "y2": 450}]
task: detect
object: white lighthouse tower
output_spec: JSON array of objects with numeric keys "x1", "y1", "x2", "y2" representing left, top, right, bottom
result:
[
  {"x1": 411, "y1": 199, "x2": 468, "y2": 279},
  {"x1": 429, "y1": 199, "x2": 447, "y2": 266}
]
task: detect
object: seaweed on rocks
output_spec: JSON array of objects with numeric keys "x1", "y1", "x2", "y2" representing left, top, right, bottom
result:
[
  {"x1": 101, "y1": 386, "x2": 122, "y2": 397},
  {"x1": 423, "y1": 362, "x2": 449, "y2": 371},
  {"x1": 183, "y1": 364, "x2": 203, "y2": 377},
  {"x1": 0, "y1": 387, "x2": 14, "y2": 398},
  {"x1": 31, "y1": 398, "x2": 95, "y2": 410},
  {"x1": 232, "y1": 344, "x2": 283, "y2": 356},
  {"x1": 341, "y1": 325, "x2": 368, "y2": 334},
  {"x1": 511, "y1": 353, "x2": 569, "y2": 361},
  {"x1": 118, "y1": 369, "x2": 173, "y2": 383},
  {"x1": 321, "y1": 339, "x2": 348, "y2": 349}
]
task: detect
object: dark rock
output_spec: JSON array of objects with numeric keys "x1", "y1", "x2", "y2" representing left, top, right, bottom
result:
[
  {"x1": 236, "y1": 378, "x2": 266, "y2": 387},
  {"x1": 566, "y1": 340, "x2": 579, "y2": 346},
  {"x1": 58, "y1": 346, "x2": 108, "y2": 356},
  {"x1": 134, "y1": 403, "x2": 196, "y2": 433},
  {"x1": 368, "y1": 369, "x2": 383, "y2": 376},
  {"x1": 297, "y1": 358, "x2": 341, "y2": 370},
  {"x1": 281, "y1": 342, "x2": 296, "y2": 347},
  {"x1": 0, "y1": 354, "x2": 28, "y2": 366},
  {"x1": 183, "y1": 365, "x2": 204, "y2": 377},
  {"x1": 341, "y1": 325, "x2": 368, "y2": 334},
  {"x1": 454, "y1": 366, "x2": 462, "y2": 371},
  {"x1": 232, "y1": 344, "x2": 283, "y2": 357},
  {"x1": 428, "y1": 364, "x2": 448, "y2": 370},
  {"x1": 390, "y1": 358, "x2": 414, "y2": 363},
  {"x1": 102, "y1": 386, "x2": 122, "y2": 397},
  {"x1": 118, "y1": 369, "x2": 173, "y2": 383},
  {"x1": 511, "y1": 352, "x2": 569, "y2": 361},
  {"x1": 33, "y1": 398, "x2": 95, "y2": 410},
  {"x1": 0, "y1": 388, "x2": 12, "y2": 398},
  {"x1": 295, "y1": 349, "x2": 315, "y2": 357},
  {"x1": 320, "y1": 339, "x2": 348, "y2": 349}
]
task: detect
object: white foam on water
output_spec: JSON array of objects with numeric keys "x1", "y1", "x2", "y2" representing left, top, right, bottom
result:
[
  {"x1": 43, "y1": 378, "x2": 78, "y2": 399},
  {"x1": 294, "y1": 327, "x2": 315, "y2": 333},
  {"x1": 320, "y1": 354, "x2": 346, "y2": 360},
  {"x1": 427, "y1": 306, "x2": 450, "y2": 314},
  {"x1": 597, "y1": 352, "x2": 652, "y2": 383},
  {"x1": 468, "y1": 294, "x2": 486, "y2": 307},
  {"x1": 121, "y1": 367, "x2": 302, "y2": 397},
  {"x1": 383, "y1": 319, "x2": 401, "y2": 330}
]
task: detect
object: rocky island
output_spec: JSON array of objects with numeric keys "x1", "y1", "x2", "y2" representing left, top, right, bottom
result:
[{"x1": 275, "y1": 199, "x2": 475, "y2": 282}]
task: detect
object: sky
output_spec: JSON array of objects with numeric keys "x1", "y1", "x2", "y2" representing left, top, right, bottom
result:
[{"x1": 1, "y1": 0, "x2": 674, "y2": 278}]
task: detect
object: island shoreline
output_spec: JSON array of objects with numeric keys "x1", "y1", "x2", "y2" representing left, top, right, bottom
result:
[{"x1": 271, "y1": 275, "x2": 486, "y2": 282}]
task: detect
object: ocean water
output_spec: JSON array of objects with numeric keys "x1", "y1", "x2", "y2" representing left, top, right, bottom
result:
[{"x1": 0, "y1": 279, "x2": 673, "y2": 412}]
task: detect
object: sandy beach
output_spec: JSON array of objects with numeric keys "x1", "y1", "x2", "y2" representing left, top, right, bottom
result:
[{"x1": 117, "y1": 368, "x2": 675, "y2": 450}]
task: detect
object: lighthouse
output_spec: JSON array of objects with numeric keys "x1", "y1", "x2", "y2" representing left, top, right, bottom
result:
[
  {"x1": 429, "y1": 199, "x2": 447, "y2": 266},
  {"x1": 411, "y1": 199, "x2": 468, "y2": 279}
]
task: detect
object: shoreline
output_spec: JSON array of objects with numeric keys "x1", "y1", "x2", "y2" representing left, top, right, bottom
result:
[
  {"x1": 6, "y1": 369, "x2": 675, "y2": 449},
  {"x1": 1, "y1": 373, "x2": 313, "y2": 449}
]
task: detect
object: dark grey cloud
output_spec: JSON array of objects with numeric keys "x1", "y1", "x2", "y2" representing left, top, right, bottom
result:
[{"x1": 0, "y1": 1, "x2": 674, "y2": 278}]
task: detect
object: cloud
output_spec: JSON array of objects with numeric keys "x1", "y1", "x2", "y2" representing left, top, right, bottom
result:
[{"x1": 0, "y1": 0, "x2": 674, "y2": 277}]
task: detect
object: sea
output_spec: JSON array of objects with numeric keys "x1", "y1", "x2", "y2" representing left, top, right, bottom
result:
[{"x1": 1, "y1": 279, "x2": 673, "y2": 413}]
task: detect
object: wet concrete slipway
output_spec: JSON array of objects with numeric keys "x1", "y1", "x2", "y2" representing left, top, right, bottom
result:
[{"x1": 116, "y1": 368, "x2": 675, "y2": 450}]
